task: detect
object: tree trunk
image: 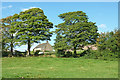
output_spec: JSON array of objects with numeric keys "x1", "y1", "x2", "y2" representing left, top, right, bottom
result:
[
  {"x1": 74, "y1": 46, "x2": 77, "y2": 55},
  {"x1": 73, "y1": 44, "x2": 77, "y2": 57},
  {"x1": 10, "y1": 42, "x2": 13, "y2": 56},
  {"x1": 10, "y1": 34, "x2": 13, "y2": 57},
  {"x1": 26, "y1": 39, "x2": 31, "y2": 56}
]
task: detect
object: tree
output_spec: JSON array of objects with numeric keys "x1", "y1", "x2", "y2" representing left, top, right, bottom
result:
[
  {"x1": 54, "y1": 28, "x2": 71, "y2": 50},
  {"x1": 1, "y1": 23, "x2": 9, "y2": 51},
  {"x1": 11, "y1": 8, "x2": 53, "y2": 56},
  {"x1": 55, "y1": 11, "x2": 98, "y2": 56},
  {"x1": 97, "y1": 30, "x2": 120, "y2": 53},
  {"x1": 1, "y1": 16, "x2": 16, "y2": 56},
  {"x1": 96, "y1": 32, "x2": 106, "y2": 50},
  {"x1": 54, "y1": 33, "x2": 70, "y2": 57},
  {"x1": 114, "y1": 29, "x2": 120, "y2": 51}
]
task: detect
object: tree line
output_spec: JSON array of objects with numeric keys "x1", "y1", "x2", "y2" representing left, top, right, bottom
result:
[
  {"x1": 1, "y1": 8, "x2": 53, "y2": 56},
  {"x1": 54, "y1": 11, "x2": 120, "y2": 59},
  {"x1": 1, "y1": 8, "x2": 120, "y2": 59}
]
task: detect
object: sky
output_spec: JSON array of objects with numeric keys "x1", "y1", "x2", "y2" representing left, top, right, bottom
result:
[
  {"x1": 1, "y1": 0, "x2": 119, "y2": 2},
  {"x1": 2, "y1": 2, "x2": 118, "y2": 51}
]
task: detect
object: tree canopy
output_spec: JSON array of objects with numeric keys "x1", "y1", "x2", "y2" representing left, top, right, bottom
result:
[
  {"x1": 10, "y1": 8, "x2": 53, "y2": 56},
  {"x1": 54, "y1": 11, "x2": 99, "y2": 56},
  {"x1": 1, "y1": 16, "x2": 17, "y2": 56},
  {"x1": 96, "y1": 29, "x2": 120, "y2": 53}
]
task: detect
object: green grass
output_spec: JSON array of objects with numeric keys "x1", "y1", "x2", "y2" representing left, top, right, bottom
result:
[{"x1": 2, "y1": 57, "x2": 118, "y2": 78}]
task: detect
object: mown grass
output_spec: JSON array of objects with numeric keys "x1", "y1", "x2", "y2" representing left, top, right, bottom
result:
[{"x1": 2, "y1": 57, "x2": 118, "y2": 78}]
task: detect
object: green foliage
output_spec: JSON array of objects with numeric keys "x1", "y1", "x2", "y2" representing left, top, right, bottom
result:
[
  {"x1": 45, "y1": 50, "x2": 50, "y2": 52},
  {"x1": 78, "y1": 29, "x2": 119, "y2": 60},
  {"x1": 80, "y1": 49, "x2": 90, "y2": 57},
  {"x1": 65, "y1": 51, "x2": 72, "y2": 57},
  {"x1": 96, "y1": 30, "x2": 120, "y2": 54},
  {"x1": 82, "y1": 50, "x2": 118, "y2": 61},
  {"x1": 1, "y1": 25, "x2": 10, "y2": 51},
  {"x1": 34, "y1": 50, "x2": 41, "y2": 56},
  {"x1": 13, "y1": 50, "x2": 26, "y2": 57},
  {"x1": 54, "y1": 11, "x2": 99, "y2": 56},
  {"x1": 54, "y1": 34, "x2": 70, "y2": 50},
  {"x1": 2, "y1": 51, "x2": 11, "y2": 57},
  {"x1": 77, "y1": 50, "x2": 84, "y2": 55},
  {"x1": 55, "y1": 49, "x2": 65, "y2": 57},
  {"x1": 14, "y1": 53, "x2": 26, "y2": 57},
  {"x1": 46, "y1": 52, "x2": 53, "y2": 55},
  {"x1": 30, "y1": 51, "x2": 34, "y2": 55},
  {"x1": 1, "y1": 16, "x2": 18, "y2": 56},
  {"x1": 2, "y1": 51, "x2": 26, "y2": 57},
  {"x1": 10, "y1": 8, "x2": 53, "y2": 56},
  {"x1": 86, "y1": 29, "x2": 119, "y2": 60}
]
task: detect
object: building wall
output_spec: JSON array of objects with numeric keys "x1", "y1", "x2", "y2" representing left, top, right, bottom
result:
[
  {"x1": 45, "y1": 43, "x2": 53, "y2": 51},
  {"x1": 83, "y1": 45, "x2": 97, "y2": 50},
  {"x1": 34, "y1": 48, "x2": 41, "y2": 52}
]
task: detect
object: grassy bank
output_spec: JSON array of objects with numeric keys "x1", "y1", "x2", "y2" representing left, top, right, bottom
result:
[{"x1": 2, "y1": 57, "x2": 118, "y2": 78}]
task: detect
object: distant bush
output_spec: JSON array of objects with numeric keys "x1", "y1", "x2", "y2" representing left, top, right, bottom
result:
[
  {"x1": 95, "y1": 30, "x2": 120, "y2": 60},
  {"x1": 82, "y1": 49, "x2": 118, "y2": 61},
  {"x1": 34, "y1": 50, "x2": 41, "y2": 56},
  {"x1": 80, "y1": 49, "x2": 90, "y2": 57},
  {"x1": 14, "y1": 51, "x2": 26, "y2": 57},
  {"x1": 65, "y1": 51, "x2": 72, "y2": 57},
  {"x1": 55, "y1": 49, "x2": 65, "y2": 57},
  {"x1": 2, "y1": 51, "x2": 26, "y2": 57},
  {"x1": 15, "y1": 53, "x2": 25, "y2": 57},
  {"x1": 30, "y1": 51, "x2": 34, "y2": 55},
  {"x1": 45, "y1": 50, "x2": 50, "y2": 52},
  {"x1": 2, "y1": 51, "x2": 11, "y2": 57},
  {"x1": 79, "y1": 30, "x2": 120, "y2": 61},
  {"x1": 46, "y1": 53, "x2": 52, "y2": 55}
]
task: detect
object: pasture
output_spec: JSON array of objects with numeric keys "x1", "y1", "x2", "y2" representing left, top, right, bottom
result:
[{"x1": 2, "y1": 57, "x2": 118, "y2": 78}]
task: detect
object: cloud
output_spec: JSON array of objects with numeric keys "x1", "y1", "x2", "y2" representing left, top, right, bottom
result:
[
  {"x1": 97, "y1": 31, "x2": 102, "y2": 33},
  {"x1": 21, "y1": 7, "x2": 42, "y2": 11},
  {"x1": 2, "y1": 5, "x2": 12, "y2": 9},
  {"x1": 22, "y1": 8, "x2": 29, "y2": 12},
  {"x1": 8, "y1": 5, "x2": 12, "y2": 8},
  {"x1": 98, "y1": 24, "x2": 107, "y2": 29}
]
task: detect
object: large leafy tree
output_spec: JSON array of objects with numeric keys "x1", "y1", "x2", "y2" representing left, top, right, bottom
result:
[
  {"x1": 55, "y1": 11, "x2": 98, "y2": 56},
  {"x1": 11, "y1": 8, "x2": 53, "y2": 56},
  {"x1": 54, "y1": 31, "x2": 70, "y2": 50},
  {"x1": 1, "y1": 22, "x2": 9, "y2": 52},
  {"x1": 54, "y1": 33, "x2": 70, "y2": 57},
  {"x1": 1, "y1": 16, "x2": 16, "y2": 56}
]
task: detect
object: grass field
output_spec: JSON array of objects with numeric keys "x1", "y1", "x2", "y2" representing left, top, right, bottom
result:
[{"x1": 2, "y1": 57, "x2": 118, "y2": 78}]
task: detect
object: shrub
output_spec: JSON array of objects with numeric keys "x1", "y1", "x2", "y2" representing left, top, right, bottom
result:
[
  {"x1": 82, "y1": 49, "x2": 118, "y2": 61},
  {"x1": 65, "y1": 51, "x2": 72, "y2": 57},
  {"x1": 2, "y1": 51, "x2": 11, "y2": 57},
  {"x1": 45, "y1": 50, "x2": 50, "y2": 52},
  {"x1": 55, "y1": 49, "x2": 65, "y2": 57},
  {"x1": 2, "y1": 51, "x2": 27, "y2": 57},
  {"x1": 14, "y1": 51, "x2": 26, "y2": 57},
  {"x1": 30, "y1": 51, "x2": 34, "y2": 55},
  {"x1": 34, "y1": 50, "x2": 41, "y2": 56}
]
